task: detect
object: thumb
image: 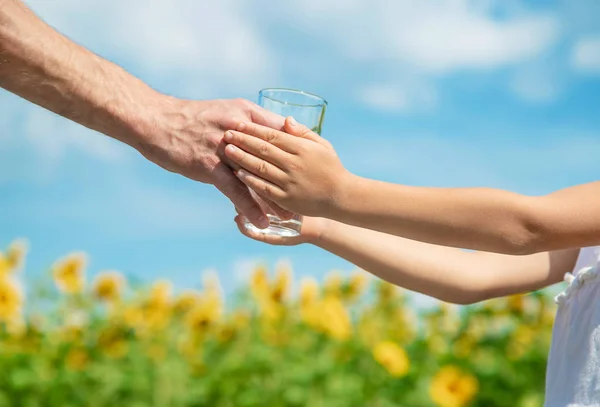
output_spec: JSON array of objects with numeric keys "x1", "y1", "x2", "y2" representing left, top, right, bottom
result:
[{"x1": 284, "y1": 116, "x2": 323, "y2": 143}]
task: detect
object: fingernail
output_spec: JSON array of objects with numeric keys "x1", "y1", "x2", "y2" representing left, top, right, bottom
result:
[
  {"x1": 226, "y1": 144, "x2": 238, "y2": 154},
  {"x1": 224, "y1": 131, "x2": 234, "y2": 141},
  {"x1": 236, "y1": 169, "x2": 245, "y2": 178},
  {"x1": 289, "y1": 116, "x2": 298, "y2": 127}
]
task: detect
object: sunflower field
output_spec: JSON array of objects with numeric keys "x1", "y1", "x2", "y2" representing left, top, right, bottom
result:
[{"x1": 0, "y1": 238, "x2": 557, "y2": 407}]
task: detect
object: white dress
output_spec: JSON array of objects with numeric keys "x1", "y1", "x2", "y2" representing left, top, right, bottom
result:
[{"x1": 545, "y1": 246, "x2": 600, "y2": 406}]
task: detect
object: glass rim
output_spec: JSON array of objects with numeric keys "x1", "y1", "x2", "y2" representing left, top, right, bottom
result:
[{"x1": 259, "y1": 88, "x2": 328, "y2": 108}]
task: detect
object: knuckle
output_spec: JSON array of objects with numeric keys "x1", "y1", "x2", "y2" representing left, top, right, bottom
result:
[
  {"x1": 265, "y1": 130, "x2": 278, "y2": 143},
  {"x1": 295, "y1": 143, "x2": 307, "y2": 155},
  {"x1": 258, "y1": 142, "x2": 269, "y2": 156},
  {"x1": 262, "y1": 184, "x2": 272, "y2": 197},
  {"x1": 233, "y1": 97, "x2": 246, "y2": 106},
  {"x1": 258, "y1": 161, "x2": 268, "y2": 175}
]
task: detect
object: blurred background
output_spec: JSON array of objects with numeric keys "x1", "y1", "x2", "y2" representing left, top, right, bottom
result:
[{"x1": 1, "y1": 0, "x2": 600, "y2": 406}]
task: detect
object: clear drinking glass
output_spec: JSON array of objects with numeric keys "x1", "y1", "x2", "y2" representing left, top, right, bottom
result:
[{"x1": 242, "y1": 88, "x2": 327, "y2": 237}]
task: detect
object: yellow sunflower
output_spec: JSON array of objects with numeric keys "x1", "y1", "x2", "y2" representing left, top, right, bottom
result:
[
  {"x1": 92, "y1": 270, "x2": 126, "y2": 302},
  {"x1": 173, "y1": 289, "x2": 202, "y2": 314},
  {"x1": 52, "y1": 252, "x2": 86, "y2": 295},
  {"x1": 430, "y1": 366, "x2": 479, "y2": 407},
  {"x1": 250, "y1": 264, "x2": 269, "y2": 300},
  {"x1": 372, "y1": 341, "x2": 410, "y2": 377},
  {"x1": 299, "y1": 277, "x2": 320, "y2": 307},
  {"x1": 271, "y1": 261, "x2": 292, "y2": 303},
  {"x1": 324, "y1": 271, "x2": 343, "y2": 298},
  {"x1": 147, "y1": 279, "x2": 172, "y2": 309},
  {"x1": 0, "y1": 277, "x2": 23, "y2": 323},
  {"x1": 6, "y1": 238, "x2": 28, "y2": 272},
  {"x1": 345, "y1": 271, "x2": 368, "y2": 302},
  {"x1": 320, "y1": 296, "x2": 351, "y2": 340}
]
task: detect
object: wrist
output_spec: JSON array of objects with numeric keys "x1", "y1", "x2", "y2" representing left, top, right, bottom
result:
[
  {"x1": 326, "y1": 171, "x2": 360, "y2": 220},
  {"x1": 307, "y1": 218, "x2": 337, "y2": 247},
  {"x1": 102, "y1": 86, "x2": 172, "y2": 151}
]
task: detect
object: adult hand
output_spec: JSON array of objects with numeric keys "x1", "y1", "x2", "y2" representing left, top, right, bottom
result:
[{"x1": 129, "y1": 97, "x2": 293, "y2": 228}]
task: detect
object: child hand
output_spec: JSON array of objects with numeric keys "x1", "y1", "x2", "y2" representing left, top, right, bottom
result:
[
  {"x1": 234, "y1": 213, "x2": 330, "y2": 246},
  {"x1": 223, "y1": 117, "x2": 352, "y2": 217}
]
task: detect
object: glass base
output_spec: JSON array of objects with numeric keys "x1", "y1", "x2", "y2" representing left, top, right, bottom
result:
[{"x1": 243, "y1": 214, "x2": 302, "y2": 237}]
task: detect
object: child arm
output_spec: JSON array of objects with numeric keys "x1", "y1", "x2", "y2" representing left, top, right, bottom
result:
[{"x1": 235, "y1": 216, "x2": 579, "y2": 304}]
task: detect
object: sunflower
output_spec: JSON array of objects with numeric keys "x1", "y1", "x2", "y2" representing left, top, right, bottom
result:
[
  {"x1": 271, "y1": 261, "x2": 292, "y2": 303},
  {"x1": 185, "y1": 302, "x2": 220, "y2": 334},
  {"x1": 92, "y1": 270, "x2": 126, "y2": 302},
  {"x1": 429, "y1": 366, "x2": 479, "y2": 407},
  {"x1": 345, "y1": 271, "x2": 368, "y2": 302},
  {"x1": 320, "y1": 296, "x2": 351, "y2": 340},
  {"x1": 147, "y1": 279, "x2": 172, "y2": 309},
  {"x1": 52, "y1": 252, "x2": 86, "y2": 295},
  {"x1": 0, "y1": 277, "x2": 23, "y2": 323},
  {"x1": 6, "y1": 239, "x2": 28, "y2": 272},
  {"x1": 372, "y1": 341, "x2": 410, "y2": 377},
  {"x1": 65, "y1": 347, "x2": 89, "y2": 371},
  {"x1": 376, "y1": 280, "x2": 397, "y2": 304},
  {"x1": 324, "y1": 271, "x2": 343, "y2": 298},
  {"x1": 250, "y1": 264, "x2": 269, "y2": 300},
  {"x1": 173, "y1": 289, "x2": 202, "y2": 314},
  {"x1": 299, "y1": 277, "x2": 319, "y2": 307},
  {"x1": 0, "y1": 253, "x2": 9, "y2": 277},
  {"x1": 98, "y1": 327, "x2": 129, "y2": 359}
]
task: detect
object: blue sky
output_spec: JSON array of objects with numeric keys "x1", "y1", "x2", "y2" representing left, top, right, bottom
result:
[{"x1": 2, "y1": 0, "x2": 600, "y2": 303}]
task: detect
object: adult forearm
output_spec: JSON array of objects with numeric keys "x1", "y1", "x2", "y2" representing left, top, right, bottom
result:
[
  {"x1": 333, "y1": 175, "x2": 541, "y2": 255},
  {"x1": 0, "y1": 0, "x2": 161, "y2": 148}
]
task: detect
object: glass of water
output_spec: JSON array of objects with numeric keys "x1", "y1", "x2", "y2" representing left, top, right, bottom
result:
[{"x1": 242, "y1": 88, "x2": 327, "y2": 237}]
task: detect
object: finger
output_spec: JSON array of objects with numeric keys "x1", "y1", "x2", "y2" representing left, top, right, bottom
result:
[
  {"x1": 235, "y1": 169, "x2": 286, "y2": 202},
  {"x1": 218, "y1": 138, "x2": 241, "y2": 172},
  {"x1": 225, "y1": 144, "x2": 288, "y2": 188},
  {"x1": 234, "y1": 215, "x2": 289, "y2": 246},
  {"x1": 224, "y1": 130, "x2": 291, "y2": 168},
  {"x1": 237, "y1": 199, "x2": 294, "y2": 221},
  {"x1": 211, "y1": 164, "x2": 269, "y2": 229},
  {"x1": 235, "y1": 122, "x2": 300, "y2": 154},
  {"x1": 284, "y1": 116, "x2": 324, "y2": 144},
  {"x1": 250, "y1": 104, "x2": 286, "y2": 131},
  {"x1": 266, "y1": 201, "x2": 295, "y2": 220}
]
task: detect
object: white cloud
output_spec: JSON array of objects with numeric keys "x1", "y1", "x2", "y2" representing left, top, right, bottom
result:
[
  {"x1": 25, "y1": 0, "x2": 277, "y2": 96},
  {"x1": 383, "y1": 4, "x2": 558, "y2": 73},
  {"x1": 571, "y1": 36, "x2": 600, "y2": 74},
  {"x1": 358, "y1": 81, "x2": 437, "y2": 113},
  {"x1": 271, "y1": 0, "x2": 561, "y2": 109},
  {"x1": 281, "y1": 0, "x2": 560, "y2": 74}
]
